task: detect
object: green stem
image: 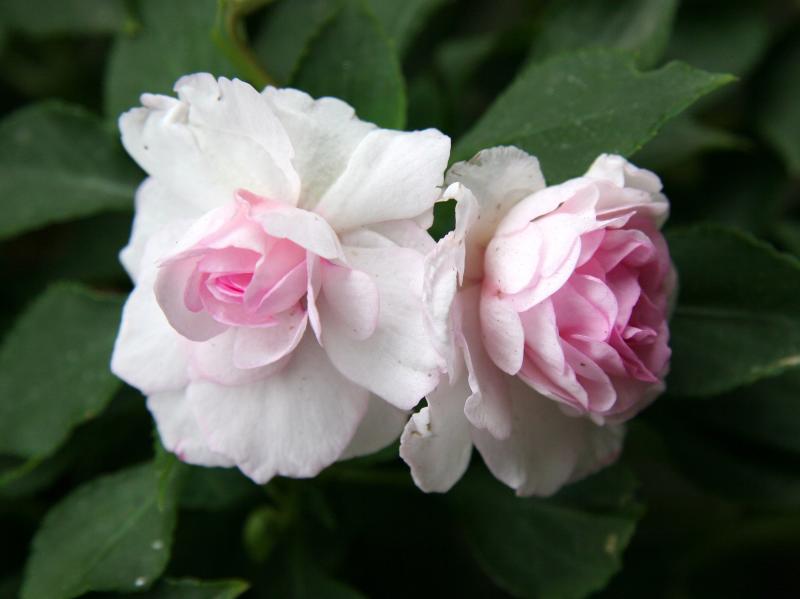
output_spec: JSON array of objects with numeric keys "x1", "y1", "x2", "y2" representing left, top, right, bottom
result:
[{"x1": 214, "y1": 0, "x2": 276, "y2": 88}]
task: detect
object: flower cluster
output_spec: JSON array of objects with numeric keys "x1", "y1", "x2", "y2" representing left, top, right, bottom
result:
[{"x1": 112, "y1": 75, "x2": 674, "y2": 496}]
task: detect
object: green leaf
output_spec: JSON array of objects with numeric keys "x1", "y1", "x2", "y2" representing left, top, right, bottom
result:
[
  {"x1": 138, "y1": 577, "x2": 250, "y2": 599},
  {"x1": 292, "y1": 0, "x2": 406, "y2": 129},
  {"x1": 105, "y1": 0, "x2": 239, "y2": 120},
  {"x1": 179, "y1": 466, "x2": 260, "y2": 511},
  {"x1": 682, "y1": 370, "x2": 800, "y2": 455},
  {"x1": 21, "y1": 461, "x2": 179, "y2": 599},
  {"x1": 453, "y1": 50, "x2": 733, "y2": 182},
  {"x1": 0, "y1": 102, "x2": 140, "y2": 240},
  {"x1": 655, "y1": 414, "x2": 800, "y2": 511},
  {"x1": 365, "y1": 0, "x2": 448, "y2": 56},
  {"x1": 633, "y1": 114, "x2": 748, "y2": 171},
  {"x1": 253, "y1": 0, "x2": 340, "y2": 86},
  {"x1": 449, "y1": 465, "x2": 642, "y2": 599},
  {"x1": 0, "y1": 283, "x2": 123, "y2": 460},
  {"x1": 667, "y1": 226, "x2": 800, "y2": 397},
  {"x1": 666, "y1": 3, "x2": 770, "y2": 78},
  {"x1": 758, "y1": 33, "x2": 800, "y2": 176},
  {"x1": 0, "y1": 0, "x2": 129, "y2": 35},
  {"x1": 530, "y1": 0, "x2": 678, "y2": 69}
]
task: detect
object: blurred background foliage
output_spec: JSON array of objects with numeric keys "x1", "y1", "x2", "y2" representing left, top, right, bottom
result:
[{"x1": 1, "y1": 0, "x2": 800, "y2": 597}]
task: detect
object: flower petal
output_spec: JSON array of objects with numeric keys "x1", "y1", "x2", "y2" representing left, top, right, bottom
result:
[
  {"x1": 232, "y1": 306, "x2": 308, "y2": 369},
  {"x1": 446, "y1": 146, "x2": 546, "y2": 247},
  {"x1": 111, "y1": 227, "x2": 192, "y2": 394},
  {"x1": 472, "y1": 376, "x2": 624, "y2": 497},
  {"x1": 340, "y1": 396, "x2": 409, "y2": 460},
  {"x1": 263, "y1": 87, "x2": 375, "y2": 210},
  {"x1": 400, "y1": 372, "x2": 473, "y2": 493},
  {"x1": 320, "y1": 262, "x2": 379, "y2": 340},
  {"x1": 120, "y1": 178, "x2": 200, "y2": 281},
  {"x1": 321, "y1": 245, "x2": 444, "y2": 409},
  {"x1": 188, "y1": 335, "x2": 370, "y2": 482},
  {"x1": 479, "y1": 293, "x2": 524, "y2": 375},
  {"x1": 314, "y1": 128, "x2": 450, "y2": 231},
  {"x1": 147, "y1": 391, "x2": 234, "y2": 467}
]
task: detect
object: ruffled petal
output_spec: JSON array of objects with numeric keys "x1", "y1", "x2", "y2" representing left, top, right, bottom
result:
[
  {"x1": 479, "y1": 293, "x2": 524, "y2": 375},
  {"x1": 120, "y1": 178, "x2": 200, "y2": 281},
  {"x1": 188, "y1": 335, "x2": 370, "y2": 482},
  {"x1": 320, "y1": 244, "x2": 444, "y2": 409},
  {"x1": 400, "y1": 372, "x2": 473, "y2": 493},
  {"x1": 472, "y1": 376, "x2": 624, "y2": 497},
  {"x1": 320, "y1": 262, "x2": 379, "y2": 340},
  {"x1": 445, "y1": 146, "x2": 546, "y2": 248},
  {"x1": 120, "y1": 76, "x2": 300, "y2": 211},
  {"x1": 147, "y1": 391, "x2": 234, "y2": 467},
  {"x1": 314, "y1": 128, "x2": 450, "y2": 231},
  {"x1": 340, "y1": 397, "x2": 409, "y2": 460},
  {"x1": 232, "y1": 306, "x2": 307, "y2": 369},
  {"x1": 111, "y1": 227, "x2": 192, "y2": 394},
  {"x1": 263, "y1": 87, "x2": 375, "y2": 210}
]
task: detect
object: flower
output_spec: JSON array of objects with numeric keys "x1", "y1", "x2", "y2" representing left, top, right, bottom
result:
[
  {"x1": 401, "y1": 148, "x2": 674, "y2": 496},
  {"x1": 111, "y1": 74, "x2": 451, "y2": 483}
]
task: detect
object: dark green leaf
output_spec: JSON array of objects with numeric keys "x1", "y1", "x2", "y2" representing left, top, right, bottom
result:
[
  {"x1": 453, "y1": 50, "x2": 733, "y2": 182},
  {"x1": 0, "y1": 102, "x2": 140, "y2": 240},
  {"x1": 0, "y1": 0, "x2": 129, "y2": 35},
  {"x1": 292, "y1": 0, "x2": 406, "y2": 129},
  {"x1": 530, "y1": 0, "x2": 678, "y2": 69},
  {"x1": 253, "y1": 0, "x2": 339, "y2": 85},
  {"x1": 365, "y1": 0, "x2": 448, "y2": 56},
  {"x1": 758, "y1": 33, "x2": 800, "y2": 175},
  {"x1": 138, "y1": 577, "x2": 250, "y2": 599},
  {"x1": 179, "y1": 466, "x2": 260, "y2": 511},
  {"x1": 683, "y1": 370, "x2": 800, "y2": 455},
  {"x1": 655, "y1": 414, "x2": 800, "y2": 511},
  {"x1": 667, "y1": 226, "x2": 800, "y2": 396},
  {"x1": 21, "y1": 461, "x2": 179, "y2": 599},
  {"x1": 449, "y1": 465, "x2": 642, "y2": 599},
  {"x1": 105, "y1": 0, "x2": 238, "y2": 119},
  {"x1": 633, "y1": 114, "x2": 748, "y2": 171},
  {"x1": 666, "y1": 2, "x2": 770, "y2": 77},
  {"x1": 0, "y1": 283, "x2": 123, "y2": 460}
]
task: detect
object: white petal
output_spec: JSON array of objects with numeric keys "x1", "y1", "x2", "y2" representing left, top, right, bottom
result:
[
  {"x1": 120, "y1": 178, "x2": 200, "y2": 282},
  {"x1": 190, "y1": 328, "x2": 292, "y2": 386},
  {"x1": 472, "y1": 376, "x2": 624, "y2": 497},
  {"x1": 321, "y1": 245, "x2": 444, "y2": 410},
  {"x1": 585, "y1": 154, "x2": 669, "y2": 227},
  {"x1": 111, "y1": 227, "x2": 192, "y2": 394},
  {"x1": 459, "y1": 286, "x2": 512, "y2": 439},
  {"x1": 422, "y1": 189, "x2": 478, "y2": 377},
  {"x1": 232, "y1": 308, "x2": 307, "y2": 369},
  {"x1": 148, "y1": 391, "x2": 234, "y2": 467},
  {"x1": 479, "y1": 293, "x2": 525, "y2": 375},
  {"x1": 188, "y1": 335, "x2": 370, "y2": 482},
  {"x1": 120, "y1": 75, "x2": 299, "y2": 213},
  {"x1": 315, "y1": 128, "x2": 450, "y2": 232},
  {"x1": 400, "y1": 372, "x2": 473, "y2": 493},
  {"x1": 446, "y1": 146, "x2": 546, "y2": 247},
  {"x1": 320, "y1": 262, "x2": 379, "y2": 340},
  {"x1": 263, "y1": 87, "x2": 375, "y2": 210},
  {"x1": 256, "y1": 203, "x2": 346, "y2": 261},
  {"x1": 340, "y1": 396, "x2": 409, "y2": 460}
]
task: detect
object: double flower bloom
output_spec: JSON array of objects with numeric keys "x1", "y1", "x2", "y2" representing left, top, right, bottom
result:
[{"x1": 112, "y1": 74, "x2": 673, "y2": 496}]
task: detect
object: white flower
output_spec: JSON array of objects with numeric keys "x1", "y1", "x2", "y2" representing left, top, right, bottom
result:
[{"x1": 111, "y1": 74, "x2": 451, "y2": 483}]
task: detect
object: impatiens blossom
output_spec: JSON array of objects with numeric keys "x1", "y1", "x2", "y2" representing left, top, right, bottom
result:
[
  {"x1": 111, "y1": 74, "x2": 451, "y2": 483},
  {"x1": 402, "y1": 148, "x2": 675, "y2": 496}
]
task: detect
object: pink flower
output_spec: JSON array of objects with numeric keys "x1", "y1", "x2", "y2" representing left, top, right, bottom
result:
[
  {"x1": 402, "y1": 148, "x2": 674, "y2": 496},
  {"x1": 111, "y1": 74, "x2": 451, "y2": 483}
]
